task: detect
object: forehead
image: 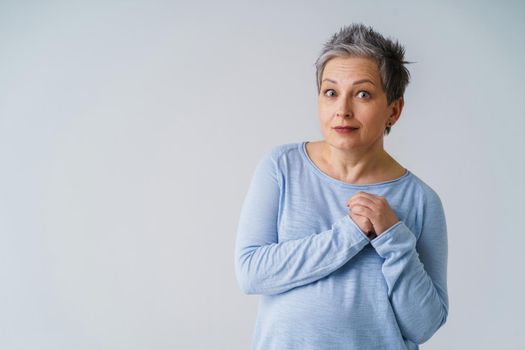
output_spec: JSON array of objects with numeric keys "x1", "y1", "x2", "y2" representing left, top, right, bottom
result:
[{"x1": 322, "y1": 56, "x2": 381, "y2": 84}]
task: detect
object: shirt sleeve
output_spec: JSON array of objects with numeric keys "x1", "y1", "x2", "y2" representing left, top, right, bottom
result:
[
  {"x1": 370, "y1": 189, "x2": 449, "y2": 345},
  {"x1": 234, "y1": 148, "x2": 370, "y2": 296}
]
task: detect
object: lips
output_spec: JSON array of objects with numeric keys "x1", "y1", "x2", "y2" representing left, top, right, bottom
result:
[{"x1": 333, "y1": 126, "x2": 359, "y2": 130}]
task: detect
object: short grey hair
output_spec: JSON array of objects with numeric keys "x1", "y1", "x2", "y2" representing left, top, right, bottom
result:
[{"x1": 315, "y1": 24, "x2": 411, "y2": 135}]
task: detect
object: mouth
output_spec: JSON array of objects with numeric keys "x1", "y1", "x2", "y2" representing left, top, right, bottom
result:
[{"x1": 333, "y1": 126, "x2": 359, "y2": 131}]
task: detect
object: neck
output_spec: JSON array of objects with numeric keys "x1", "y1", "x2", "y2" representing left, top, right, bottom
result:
[{"x1": 320, "y1": 139, "x2": 394, "y2": 184}]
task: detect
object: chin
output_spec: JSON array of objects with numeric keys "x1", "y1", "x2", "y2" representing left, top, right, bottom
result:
[{"x1": 325, "y1": 137, "x2": 357, "y2": 150}]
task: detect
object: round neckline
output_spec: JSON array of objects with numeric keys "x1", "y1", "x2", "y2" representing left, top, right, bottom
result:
[{"x1": 299, "y1": 141, "x2": 411, "y2": 188}]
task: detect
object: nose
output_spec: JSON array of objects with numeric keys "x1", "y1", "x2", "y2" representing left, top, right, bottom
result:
[{"x1": 336, "y1": 98, "x2": 352, "y2": 118}]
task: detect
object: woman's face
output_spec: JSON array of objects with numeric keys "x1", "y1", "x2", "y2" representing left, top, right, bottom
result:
[{"x1": 318, "y1": 56, "x2": 402, "y2": 152}]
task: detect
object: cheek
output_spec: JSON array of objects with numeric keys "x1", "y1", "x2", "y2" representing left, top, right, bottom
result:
[
  {"x1": 356, "y1": 105, "x2": 383, "y2": 122},
  {"x1": 318, "y1": 102, "x2": 332, "y2": 120},
  {"x1": 319, "y1": 110, "x2": 332, "y2": 128},
  {"x1": 318, "y1": 98, "x2": 325, "y2": 111}
]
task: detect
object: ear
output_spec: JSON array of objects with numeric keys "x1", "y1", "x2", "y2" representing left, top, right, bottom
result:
[{"x1": 388, "y1": 97, "x2": 404, "y2": 125}]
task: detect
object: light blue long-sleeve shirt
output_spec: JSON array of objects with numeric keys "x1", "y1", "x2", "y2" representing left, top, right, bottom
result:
[{"x1": 234, "y1": 141, "x2": 449, "y2": 350}]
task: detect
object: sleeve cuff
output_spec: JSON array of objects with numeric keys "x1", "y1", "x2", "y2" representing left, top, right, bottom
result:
[
  {"x1": 370, "y1": 221, "x2": 416, "y2": 258},
  {"x1": 340, "y1": 215, "x2": 372, "y2": 244}
]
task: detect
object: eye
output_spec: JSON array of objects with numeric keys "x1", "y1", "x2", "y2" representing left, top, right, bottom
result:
[
  {"x1": 357, "y1": 91, "x2": 370, "y2": 99},
  {"x1": 323, "y1": 89, "x2": 336, "y2": 97}
]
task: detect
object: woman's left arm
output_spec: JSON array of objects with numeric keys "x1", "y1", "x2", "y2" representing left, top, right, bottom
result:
[{"x1": 370, "y1": 190, "x2": 449, "y2": 345}]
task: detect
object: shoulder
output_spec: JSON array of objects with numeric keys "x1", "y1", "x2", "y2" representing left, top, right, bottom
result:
[
  {"x1": 259, "y1": 142, "x2": 303, "y2": 166},
  {"x1": 251, "y1": 142, "x2": 302, "y2": 182},
  {"x1": 407, "y1": 172, "x2": 447, "y2": 234},
  {"x1": 409, "y1": 173, "x2": 444, "y2": 210}
]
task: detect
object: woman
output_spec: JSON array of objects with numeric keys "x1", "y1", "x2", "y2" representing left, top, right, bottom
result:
[{"x1": 234, "y1": 23, "x2": 448, "y2": 350}]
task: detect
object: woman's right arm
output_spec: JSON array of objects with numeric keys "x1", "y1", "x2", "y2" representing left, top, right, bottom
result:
[{"x1": 234, "y1": 148, "x2": 370, "y2": 296}]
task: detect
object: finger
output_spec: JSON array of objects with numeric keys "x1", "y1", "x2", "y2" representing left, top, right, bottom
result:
[
  {"x1": 349, "y1": 194, "x2": 388, "y2": 212},
  {"x1": 361, "y1": 218, "x2": 373, "y2": 230},
  {"x1": 348, "y1": 191, "x2": 376, "y2": 204},
  {"x1": 348, "y1": 197, "x2": 376, "y2": 211},
  {"x1": 347, "y1": 192, "x2": 367, "y2": 205},
  {"x1": 350, "y1": 204, "x2": 373, "y2": 217},
  {"x1": 352, "y1": 191, "x2": 384, "y2": 204},
  {"x1": 356, "y1": 192, "x2": 387, "y2": 206},
  {"x1": 351, "y1": 191, "x2": 385, "y2": 200},
  {"x1": 348, "y1": 212, "x2": 369, "y2": 221},
  {"x1": 348, "y1": 197, "x2": 375, "y2": 208},
  {"x1": 349, "y1": 213, "x2": 375, "y2": 233}
]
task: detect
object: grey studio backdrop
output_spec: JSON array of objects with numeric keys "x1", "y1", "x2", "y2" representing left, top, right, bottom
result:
[{"x1": 1, "y1": 0, "x2": 523, "y2": 349}]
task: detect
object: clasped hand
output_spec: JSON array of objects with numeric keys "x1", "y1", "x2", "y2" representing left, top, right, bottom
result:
[{"x1": 346, "y1": 191, "x2": 399, "y2": 238}]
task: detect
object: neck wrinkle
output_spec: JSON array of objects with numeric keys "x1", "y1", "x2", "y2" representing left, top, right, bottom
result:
[{"x1": 320, "y1": 140, "x2": 391, "y2": 184}]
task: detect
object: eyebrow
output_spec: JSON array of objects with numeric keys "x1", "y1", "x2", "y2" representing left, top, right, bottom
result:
[{"x1": 322, "y1": 78, "x2": 375, "y2": 86}]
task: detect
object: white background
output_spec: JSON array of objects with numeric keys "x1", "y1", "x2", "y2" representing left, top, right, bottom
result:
[{"x1": 1, "y1": 0, "x2": 524, "y2": 349}]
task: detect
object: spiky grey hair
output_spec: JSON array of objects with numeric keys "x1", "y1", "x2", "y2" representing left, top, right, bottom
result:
[{"x1": 315, "y1": 24, "x2": 411, "y2": 135}]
